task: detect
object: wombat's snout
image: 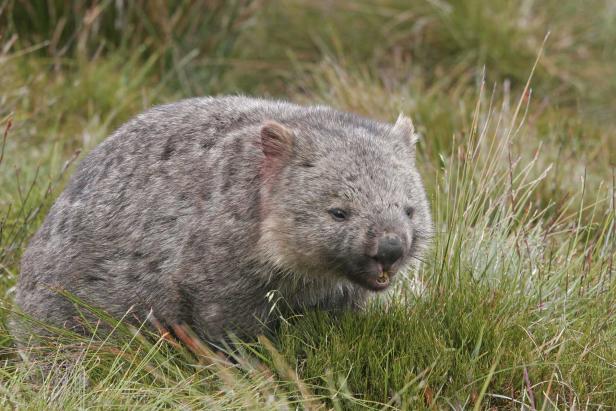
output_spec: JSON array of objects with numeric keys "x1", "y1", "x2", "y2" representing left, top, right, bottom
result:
[{"x1": 374, "y1": 233, "x2": 404, "y2": 270}]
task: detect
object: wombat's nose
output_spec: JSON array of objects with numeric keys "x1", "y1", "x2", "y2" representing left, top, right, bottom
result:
[{"x1": 375, "y1": 234, "x2": 403, "y2": 269}]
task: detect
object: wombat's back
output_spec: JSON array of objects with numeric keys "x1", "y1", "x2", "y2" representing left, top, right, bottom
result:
[{"x1": 14, "y1": 97, "x2": 293, "y2": 335}]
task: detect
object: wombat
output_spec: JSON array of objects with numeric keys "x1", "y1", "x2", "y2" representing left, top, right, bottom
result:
[{"x1": 13, "y1": 96, "x2": 433, "y2": 343}]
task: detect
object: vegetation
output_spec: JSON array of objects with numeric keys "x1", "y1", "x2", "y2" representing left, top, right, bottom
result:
[{"x1": 1, "y1": 0, "x2": 614, "y2": 408}]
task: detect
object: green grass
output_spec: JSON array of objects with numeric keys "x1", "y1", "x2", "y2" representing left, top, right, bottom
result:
[{"x1": 1, "y1": 0, "x2": 615, "y2": 409}]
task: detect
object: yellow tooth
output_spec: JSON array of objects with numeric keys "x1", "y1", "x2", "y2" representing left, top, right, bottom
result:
[{"x1": 377, "y1": 271, "x2": 389, "y2": 283}]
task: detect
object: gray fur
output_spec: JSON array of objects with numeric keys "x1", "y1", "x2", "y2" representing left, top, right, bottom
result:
[{"x1": 13, "y1": 96, "x2": 433, "y2": 342}]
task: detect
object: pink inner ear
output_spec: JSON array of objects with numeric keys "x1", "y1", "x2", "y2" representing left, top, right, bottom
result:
[
  {"x1": 261, "y1": 130, "x2": 286, "y2": 158},
  {"x1": 261, "y1": 121, "x2": 293, "y2": 159},
  {"x1": 260, "y1": 121, "x2": 294, "y2": 180}
]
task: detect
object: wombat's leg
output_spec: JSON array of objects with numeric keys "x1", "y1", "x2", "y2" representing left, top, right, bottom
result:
[{"x1": 11, "y1": 287, "x2": 82, "y2": 342}]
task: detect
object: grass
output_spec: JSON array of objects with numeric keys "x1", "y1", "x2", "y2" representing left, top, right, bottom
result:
[{"x1": 1, "y1": 0, "x2": 615, "y2": 409}]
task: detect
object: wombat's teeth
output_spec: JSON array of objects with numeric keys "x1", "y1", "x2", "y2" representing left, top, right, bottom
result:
[{"x1": 376, "y1": 271, "x2": 390, "y2": 284}]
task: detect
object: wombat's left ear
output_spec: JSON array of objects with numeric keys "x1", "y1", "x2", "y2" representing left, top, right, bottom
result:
[{"x1": 391, "y1": 113, "x2": 419, "y2": 154}]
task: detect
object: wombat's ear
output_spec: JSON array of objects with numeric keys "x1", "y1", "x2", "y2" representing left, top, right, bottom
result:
[
  {"x1": 391, "y1": 113, "x2": 419, "y2": 154},
  {"x1": 260, "y1": 121, "x2": 294, "y2": 160}
]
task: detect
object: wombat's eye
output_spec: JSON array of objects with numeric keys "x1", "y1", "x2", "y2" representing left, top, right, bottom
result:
[
  {"x1": 328, "y1": 208, "x2": 348, "y2": 221},
  {"x1": 405, "y1": 206, "x2": 415, "y2": 219}
]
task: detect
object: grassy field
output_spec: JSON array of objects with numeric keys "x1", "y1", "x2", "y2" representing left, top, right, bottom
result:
[{"x1": 1, "y1": 0, "x2": 615, "y2": 409}]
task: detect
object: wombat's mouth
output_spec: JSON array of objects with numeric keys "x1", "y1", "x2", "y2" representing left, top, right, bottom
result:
[
  {"x1": 366, "y1": 270, "x2": 391, "y2": 291},
  {"x1": 348, "y1": 265, "x2": 394, "y2": 292}
]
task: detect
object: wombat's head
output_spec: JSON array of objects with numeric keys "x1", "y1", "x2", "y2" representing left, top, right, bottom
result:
[{"x1": 258, "y1": 112, "x2": 433, "y2": 291}]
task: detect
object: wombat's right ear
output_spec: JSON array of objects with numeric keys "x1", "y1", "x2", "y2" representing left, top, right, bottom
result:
[{"x1": 260, "y1": 121, "x2": 294, "y2": 160}]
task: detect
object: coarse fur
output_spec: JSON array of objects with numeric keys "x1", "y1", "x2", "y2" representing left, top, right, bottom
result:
[{"x1": 12, "y1": 96, "x2": 433, "y2": 343}]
